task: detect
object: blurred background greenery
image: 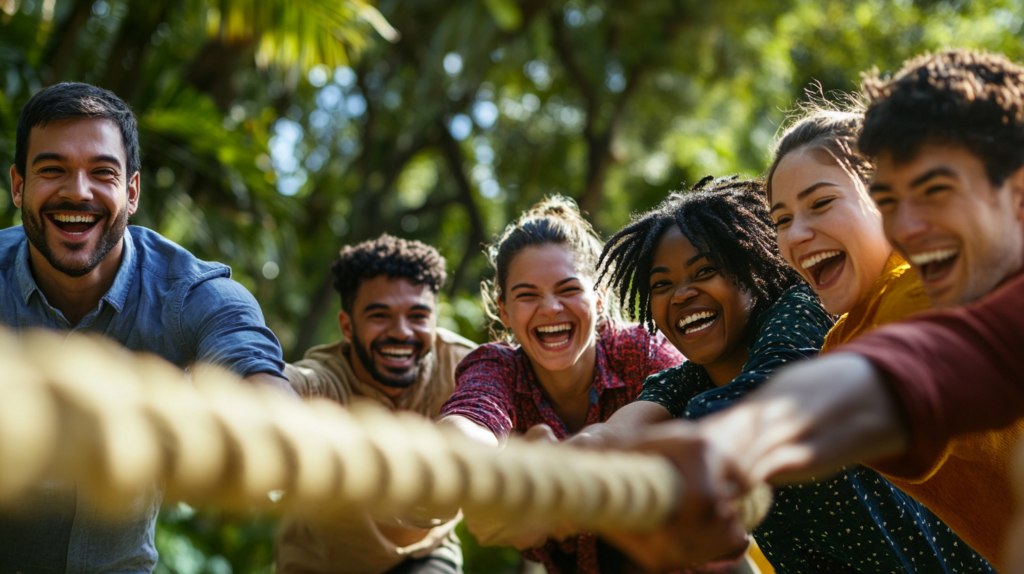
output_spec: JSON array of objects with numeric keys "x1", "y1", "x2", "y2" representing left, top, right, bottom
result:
[{"x1": 3, "y1": 0, "x2": 1024, "y2": 571}]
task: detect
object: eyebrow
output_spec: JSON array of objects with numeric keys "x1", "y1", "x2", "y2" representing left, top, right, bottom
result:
[
  {"x1": 362, "y1": 303, "x2": 391, "y2": 313},
  {"x1": 910, "y1": 166, "x2": 958, "y2": 188},
  {"x1": 869, "y1": 167, "x2": 958, "y2": 194},
  {"x1": 769, "y1": 182, "x2": 836, "y2": 213},
  {"x1": 31, "y1": 153, "x2": 124, "y2": 168},
  {"x1": 510, "y1": 277, "x2": 579, "y2": 292},
  {"x1": 649, "y1": 254, "x2": 709, "y2": 276}
]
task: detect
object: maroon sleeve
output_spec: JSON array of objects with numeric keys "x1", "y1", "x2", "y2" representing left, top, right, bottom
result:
[
  {"x1": 840, "y1": 269, "x2": 1024, "y2": 478},
  {"x1": 439, "y1": 343, "x2": 519, "y2": 439}
]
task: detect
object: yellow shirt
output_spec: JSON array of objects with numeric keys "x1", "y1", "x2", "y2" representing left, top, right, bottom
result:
[{"x1": 823, "y1": 253, "x2": 1024, "y2": 570}]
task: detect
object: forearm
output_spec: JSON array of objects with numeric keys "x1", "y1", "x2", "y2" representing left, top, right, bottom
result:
[
  {"x1": 569, "y1": 401, "x2": 672, "y2": 449},
  {"x1": 701, "y1": 353, "x2": 909, "y2": 485},
  {"x1": 244, "y1": 372, "x2": 300, "y2": 398},
  {"x1": 436, "y1": 414, "x2": 501, "y2": 448}
]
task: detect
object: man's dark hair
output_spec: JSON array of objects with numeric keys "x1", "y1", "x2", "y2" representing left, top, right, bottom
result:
[
  {"x1": 860, "y1": 49, "x2": 1024, "y2": 186},
  {"x1": 15, "y1": 82, "x2": 140, "y2": 179},
  {"x1": 332, "y1": 234, "x2": 447, "y2": 313},
  {"x1": 598, "y1": 175, "x2": 801, "y2": 332}
]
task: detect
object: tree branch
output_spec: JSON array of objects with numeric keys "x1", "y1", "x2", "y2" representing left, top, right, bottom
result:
[{"x1": 438, "y1": 123, "x2": 486, "y2": 298}]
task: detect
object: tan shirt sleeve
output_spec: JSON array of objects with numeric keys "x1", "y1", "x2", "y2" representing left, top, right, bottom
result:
[{"x1": 284, "y1": 359, "x2": 352, "y2": 404}]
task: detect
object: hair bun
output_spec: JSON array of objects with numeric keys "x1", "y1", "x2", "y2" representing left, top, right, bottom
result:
[{"x1": 524, "y1": 195, "x2": 587, "y2": 223}]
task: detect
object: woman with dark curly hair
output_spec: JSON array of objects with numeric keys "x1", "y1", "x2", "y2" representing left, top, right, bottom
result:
[{"x1": 576, "y1": 175, "x2": 993, "y2": 573}]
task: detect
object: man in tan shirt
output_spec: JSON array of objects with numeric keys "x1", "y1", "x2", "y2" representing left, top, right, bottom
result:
[{"x1": 277, "y1": 234, "x2": 476, "y2": 574}]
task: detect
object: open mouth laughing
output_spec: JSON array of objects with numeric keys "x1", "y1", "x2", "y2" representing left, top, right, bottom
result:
[
  {"x1": 47, "y1": 212, "x2": 102, "y2": 237},
  {"x1": 909, "y1": 247, "x2": 960, "y2": 282},
  {"x1": 800, "y1": 249, "x2": 847, "y2": 288},
  {"x1": 534, "y1": 322, "x2": 574, "y2": 350},
  {"x1": 374, "y1": 344, "x2": 420, "y2": 370},
  {"x1": 677, "y1": 310, "x2": 718, "y2": 335}
]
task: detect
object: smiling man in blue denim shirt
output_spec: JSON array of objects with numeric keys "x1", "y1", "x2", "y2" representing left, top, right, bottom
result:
[{"x1": 0, "y1": 82, "x2": 295, "y2": 572}]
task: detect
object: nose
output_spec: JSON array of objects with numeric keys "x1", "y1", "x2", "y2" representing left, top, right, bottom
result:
[
  {"x1": 60, "y1": 169, "x2": 95, "y2": 202},
  {"x1": 386, "y1": 316, "x2": 415, "y2": 340},
  {"x1": 887, "y1": 199, "x2": 929, "y2": 247},
  {"x1": 538, "y1": 293, "x2": 565, "y2": 314},
  {"x1": 670, "y1": 282, "x2": 699, "y2": 305},
  {"x1": 786, "y1": 215, "x2": 815, "y2": 247}
]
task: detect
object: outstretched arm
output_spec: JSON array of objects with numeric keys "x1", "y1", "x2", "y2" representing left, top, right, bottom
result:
[{"x1": 567, "y1": 401, "x2": 672, "y2": 449}]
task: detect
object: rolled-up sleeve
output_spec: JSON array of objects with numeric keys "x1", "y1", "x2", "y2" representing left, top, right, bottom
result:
[
  {"x1": 440, "y1": 344, "x2": 518, "y2": 439},
  {"x1": 842, "y1": 272, "x2": 1024, "y2": 478},
  {"x1": 179, "y1": 277, "x2": 286, "y2": 378}
]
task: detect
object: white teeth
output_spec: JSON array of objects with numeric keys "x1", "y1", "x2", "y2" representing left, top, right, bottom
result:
[
  {"x1": 537, "y1": 324, "x2": 572, "y2": 333},
  {"x1": 684, "y1": 320, "x2": 716, "y2": 335},
  {"x1": 676, "y1": 311, "x2": 716, "y2": 330},
  {"x1": 800, "y1": 250, "x2": 842, "y2": 269},
  {"x1": 909, "y1": 248, "x2": 959, "y2": 266},
  {"x1": 53, "y1": 214, "x2": 97, "y2": 224},
  {"x1": 379, "y1": 347, "x2": 414, "y2": 357}
]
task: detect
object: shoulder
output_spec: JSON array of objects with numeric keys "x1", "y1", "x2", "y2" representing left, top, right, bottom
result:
[
  {"x1": 455, "y1": 341, "x2": 520, "y2": 379},
  {"x1": 644, "y1": 362, "x2": 688, "y2": 386},
  {"x1": 759, "y1": 284, "x2": 830, "y2": 326},
  {"x1": 129, "y1": 226, "x2": 231, "y2": 283},
  {"x1": 753, "y1": 284, "x2": 833, "y2": 344},
  {"x1": 0, "y1": 227, "x2": 25, "y2": 274},
  {"x1": 597, "y1": 319, "x2": 657, "y2": 351},
  {"x1": 458, "y1": 340, "x2": 518, "y2": 365},
  {"x1": 0, "y1": 226, "x2": 25, "y2": 253},
  {"x1": 436, "y1": 326, "x2": 478, "y2": 354},
  {"x1": 877, "y1": 264, "x2": 930, "y2": 321}
]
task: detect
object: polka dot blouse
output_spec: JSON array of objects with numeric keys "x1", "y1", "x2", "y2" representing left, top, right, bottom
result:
[{"x1": 638, "y1": 284, "x2": 994, "y2": 573}]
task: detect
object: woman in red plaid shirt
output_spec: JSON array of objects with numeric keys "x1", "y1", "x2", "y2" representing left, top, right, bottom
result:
[{"x1": 438, "y1": 196, "x2": 685, "y2": 574}]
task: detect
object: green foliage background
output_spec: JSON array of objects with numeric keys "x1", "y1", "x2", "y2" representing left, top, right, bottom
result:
[{"x1": 3, "y1": 0, "x2": 1024, "y2": 571}]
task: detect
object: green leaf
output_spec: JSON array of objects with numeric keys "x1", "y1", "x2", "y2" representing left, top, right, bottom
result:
[{"x1": 483, "y1": 0, "x2": 522, "y2": 31}]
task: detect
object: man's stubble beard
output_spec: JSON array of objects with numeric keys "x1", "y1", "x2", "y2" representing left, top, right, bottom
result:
[
  {"x1": 350, "y1": 329, "x2": 425, "y2": 389},
  {"x1": 23, "y1": 202, "x2": 128, "y2": 278}
]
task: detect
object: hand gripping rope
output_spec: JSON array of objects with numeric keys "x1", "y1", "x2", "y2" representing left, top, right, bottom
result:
[{"x1": 0, "y1": 328, "x2": 771, "y2": 537}]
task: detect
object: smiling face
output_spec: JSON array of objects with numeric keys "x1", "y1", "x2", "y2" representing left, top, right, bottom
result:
[
  {"x1": 870, "y1": 144, "x2": 1024, "y2": 308},
  {"x1": 498, "y1": 243, "x2": 601, "y2": 375},
  {"x1": 770, "y1": 148, "x2": 892, "y2": 315},
  {"x1": 649, "y1": 226, "x2": 753, "y2": 385},
  {"x1": 10, "y1": 117, "x2": 139, "y2": 278},
  {"x1": 340, "y1": 275, "x2": 437, "y2": 396}
]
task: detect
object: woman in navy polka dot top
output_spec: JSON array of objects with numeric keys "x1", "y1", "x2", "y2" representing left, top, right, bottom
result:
[{"x1": 576, "y1": 176, "x2": 993, "y2": 573}]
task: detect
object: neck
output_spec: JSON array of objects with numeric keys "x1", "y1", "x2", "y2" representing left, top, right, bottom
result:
[
  {"x1": 703, "y1": 347, "x2": 748, "y2": 387},
  {"x1": 27, "y1": 241, "x2": 124, "y2": 327},
  {"x1": 530, "y1": 340, "x2": 598, "y2": 428}
]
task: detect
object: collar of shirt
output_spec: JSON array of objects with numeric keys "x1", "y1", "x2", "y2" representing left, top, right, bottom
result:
[
  {"x1": 16, "y1": 228, "x2": 137, "y2": 321},
  {"x1": 512, "y1": 329, "x2": 627, "y2": 432}
]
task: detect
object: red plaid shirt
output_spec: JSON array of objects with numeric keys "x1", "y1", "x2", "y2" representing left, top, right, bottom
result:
[{"x1": 441, "y1": 321, "x2": 684, "y2": 574}]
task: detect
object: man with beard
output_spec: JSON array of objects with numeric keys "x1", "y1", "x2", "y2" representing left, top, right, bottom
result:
[
  {"x1": 278, "y1": 234, "x2": 476, "y2": 574},
  {"x1": 0, "y1": 83, "x2": 293, "y2": 571}
]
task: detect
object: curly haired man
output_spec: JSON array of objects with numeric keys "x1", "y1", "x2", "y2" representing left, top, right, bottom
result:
[{"x1": 276, "y1": 234, "x2": 476, "y2": 574}]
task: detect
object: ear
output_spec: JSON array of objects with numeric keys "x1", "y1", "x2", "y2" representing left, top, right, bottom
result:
[
  {"x1": 338, "y1": 310, "x2": 354, "y2": 342},
  {"x1": 594, "y1": 287, "x2": 607, "y2": 316},
  {"x1": 126, "y1": 171, "x2": 141, "y2": 216},
  {"x1": 497, "y1": 298, "x2": 511, "y2": 328},
  {"x1": 10, "y1": 166, "x2": 24, "y2": 208}
]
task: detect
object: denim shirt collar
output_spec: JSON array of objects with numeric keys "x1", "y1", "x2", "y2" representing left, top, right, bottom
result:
[{"x1": 16, "y1": 227, "x2": 137, "y2": 315}]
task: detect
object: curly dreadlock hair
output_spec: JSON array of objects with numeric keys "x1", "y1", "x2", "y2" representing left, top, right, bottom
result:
[
  {"x1": 860, "y1": 49, "x2": 1024, "y2": 186},
  {"x1": 332, "y1": 234, "x2": 447, "y2": 313},
  {"x1": 597, "y1": 175, "x2": 801, "y2": 333}
]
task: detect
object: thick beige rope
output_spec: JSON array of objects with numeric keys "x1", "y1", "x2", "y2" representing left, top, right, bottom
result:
[{"x1": 0, "y1": 329, "x2": 771, "y2": 536}]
